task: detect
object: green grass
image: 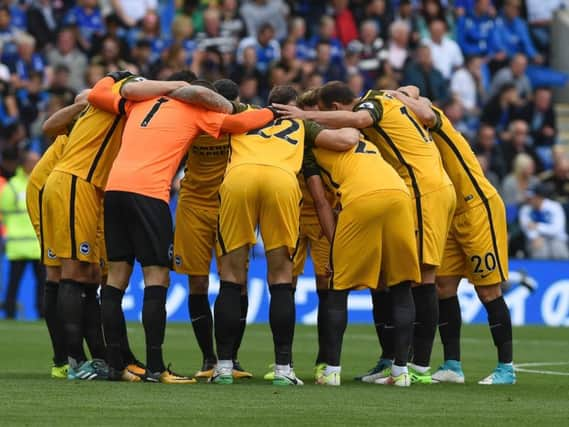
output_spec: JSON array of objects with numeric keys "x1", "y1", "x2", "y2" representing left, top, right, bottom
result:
[{"x1": 0, "y1": 321, "x2": 568, "y2": 426}]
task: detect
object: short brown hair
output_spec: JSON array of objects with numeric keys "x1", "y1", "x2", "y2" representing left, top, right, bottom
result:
[
  {"x1": 297, "y1": 89, "x2": 319, "y2": 109},
  {"x1": 318, "y1": 81, "x2": 356, "y2": 109},
  {"x1": 268, "y1": 85, "x2": 298, "y2": 105}
]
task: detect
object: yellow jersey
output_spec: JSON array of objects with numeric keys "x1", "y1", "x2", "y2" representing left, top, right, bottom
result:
[
  {"x1": 179, "y1": 133, "x2": 230, "y2": 210},
  {"x1": 305, "y1": 136, "x2": 408, "y2": 208},
  {"x1": 227, "y1": 118, "x2": 321, "y2": 178},
  {"x1": 54, "y1": 79, "x2": 130, "y2": 189},
  {"x1": 354, "y1": 90, "x2": 452, "y2": 198},
  {"x1": 298, "y1": 172, "x2": 335, "y2": 223},
  {"x1": 431, "y1": 106, "x2": 497, "y2": 215},
  {"x1": 28, "y1": 135, "x2": 67, "y2": 191}
]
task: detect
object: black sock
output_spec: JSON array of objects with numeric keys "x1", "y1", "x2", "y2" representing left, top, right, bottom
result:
[
  {"x1": 269, "y1": 284, "x2": 295, "y2": 366},
  {"x1": 412, "y1": 284, "x2": 439, "y2": 367},
  {"x1": 214, "y1": 281, "x2": 242, "y2": 361},
  {"x1": 189, "y1": 294, "x2": 216, "y2": 363},
  {"x1": 439, "y1": 296, "x2": 462, "y2": 361},
  {"x1": 119, "y1": 307, "x2": 137, "y2": 366},
  {"x1": 233, "y1": 294, "x2": 248, "y2": 361},
  {"x1": 101, "y1": 285, "x2": 126, "y2": 370},
  {"x1": 372, "y1": 289, "x2": 395, "y2": 360},
  {"x1": 390, "y1": 282, "x2": 415, "y2": 367},
  {"x1": 325, "y1": 290, "x2": 348, "y2": 366},
  {"x1": 484, "y1": 296, "x2": 513, "y2": 363},
  {"x1": 315, "y1": 289, "x2": 329, "y2": 365},
  {"x1": 58, "y1": 279, "x2": 86, "y2": 363},
  {"x1": 83, "y1": 285, "x2": 106, "y2": 360},
  {"x1": 142, "y1": 286, "x2": 167, "y2": 373},
  {"x1": 44, "y1": 281, "x2": 67, "y2": 365}
]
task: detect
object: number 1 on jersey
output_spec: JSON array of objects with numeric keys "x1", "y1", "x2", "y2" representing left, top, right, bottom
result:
[
  {"x1": 400, "y1": 106, "x2": 432, "y2": 143},
  {"x1": 141, "y1": 97, "x2": 169, "y2": 127}
]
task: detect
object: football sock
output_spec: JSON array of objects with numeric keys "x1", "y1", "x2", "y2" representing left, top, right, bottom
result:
[
  {"x1": 371, "y1": 289, "x2": 395, "y2": 360},
  {"x1": 323, "y1": 365, "x2": 341, "y2": 375},
  {"x1": 324, "y1": 290, "x2": 348, "y2": 367},
  {"x1": 315, "y1": 289, "x2": 329, "y2": 365},
  {"x1": 119, "y1": 308, "x2": 137, "y2": 366},
  {"x1": 58, "y1": 279, "x2": 87, "y2": 364},
  {"x1": 269, "y1": 284, "x2": 295, "y2": 366},
  {"x1": 391, "y1": 282, "x2": 415, "y2": 367},
  {"x1": 233, "y1": 294, "x2": 248, "y2": 360},
  {"x1": 484, "y1": 296, "x2": 513, "y2": 363},
  {"x1": 83, "y1": 285, "x2": 106, "y2": 360},
  {"x1": 275, "y1": 364, "x2": 292, "y2": 375},
  {"x1": 412, "y1": 283, "x2": 439, "y2": 367},
  {"x1": 189, "y1": 293, "x2": 216, "y2": 363},
  {"x1": 214, "y1": 281, "x2": 242, "y2": 361},
  {"x1": 391, "y1": 364, "x2": 408, "y2": 377},
  {"x1": 142, "y1": 286, "x2": 167, "y2": 373},
  {"x1": 438, "y1": 295, "x2": 462, "y2": 361},
  {"x1": 44, "y1": 281, "x2": 67, "y2": 366},
  {"x1": 101, "y1": 285, "x2": 126, "y2": 370}
]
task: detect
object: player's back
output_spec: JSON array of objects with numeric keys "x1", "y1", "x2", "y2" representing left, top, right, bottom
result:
[
  {"x1": 107, "y1": 97, "x2": 225, "y2": 202},
  {"x1": 228, "y1": 118, "x2": 305, "y2": 177},
  {"x1": 431, "y1": 106, "x2": 498, "y2": 214},
  {"x1": 28, "y1": 135, "x2": 67, "y2": 190},
  {"x1": 179, "y1": 133, "x2": 230, "y2": 209},
  {"x1": 356, "y1": 90, "x2": 451, "y2": 197},
  {"x1": 311, "y1": 137, "x2": 408, "y2": 207}
]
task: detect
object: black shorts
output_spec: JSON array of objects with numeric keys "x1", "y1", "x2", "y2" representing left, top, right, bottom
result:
[{"x1": 104, "y1": 191, "x2": 173, "y2": 268}]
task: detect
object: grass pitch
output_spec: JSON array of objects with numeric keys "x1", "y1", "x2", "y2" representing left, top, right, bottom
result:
[{"x1": 0, "y1": 321, "x2": 568, "y2": 426}]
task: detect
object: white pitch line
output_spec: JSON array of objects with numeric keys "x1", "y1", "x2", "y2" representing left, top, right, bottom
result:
[
  {"x1": 515, "y1": 362, "x2": 569, "y2": 367},
  {"x1": 514, "y1": 361, "x2": 569, "y2": 376}
]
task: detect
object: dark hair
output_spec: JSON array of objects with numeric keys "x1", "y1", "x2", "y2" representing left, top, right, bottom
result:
[
  {"x1": 268, "y1": 85, "x2": 298, "y2": 105},
  {"x1": 214, "y1": 79, "x2": 239, "y2": 101},
  {"x1": 318, "y1": 81, "x2": 356, "y2": 109},
  {"x1": 297, "y1": 89, "x2": 319, "y2": 109},
  {"x1": 167, "y1": 70, "x2": 197, "y2": 83},
  {"x1": 259, "y1": 22, "x2": 274, "y2": 34},
  {"x1": 498, "y1": 82, "x2": 516, "y2": 96},
  {"x1": 0, "y1": 6, "x2": 10, "y2": 15},
  {"x1": 191, "y1": 79, "x2": 216, "y2": 91}
]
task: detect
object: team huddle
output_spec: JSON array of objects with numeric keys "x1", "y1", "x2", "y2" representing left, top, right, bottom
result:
[{"x1": 26, "y1": 70, "x2": 516, "y2": 386}]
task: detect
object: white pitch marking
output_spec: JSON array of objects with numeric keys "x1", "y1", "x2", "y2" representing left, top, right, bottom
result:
[{"x1": 514, "y1": 361, "x2": 569, "y2": 376}]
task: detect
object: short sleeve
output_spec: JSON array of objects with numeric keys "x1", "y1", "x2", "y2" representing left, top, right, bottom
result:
[
  {"x1": 302, "y1": 146, "x2": 320, "y2": 179},
  {"x1": 231, "y1": 102, "x2": 250, "y2": 114},
  {"x1": 431, "y1": 108, "x2": 443, "y2": 131},
  {"x1": 353, "y1": 98, "x2": 383, "y2": 123},
  {"x1": 303, "y1": 119, "x2": 324, "y2": 149},
  {"x1": 196, "y1": 109, "x2": 226, "y2": 139}
]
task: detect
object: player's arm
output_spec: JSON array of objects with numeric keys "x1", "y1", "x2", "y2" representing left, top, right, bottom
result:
[
  {"x1": 273, "y1": 104, "x2": 374, "y2": 129},
  {"x1": 388, "y1": 90, "x2": 438, "y2": 128},
  {"x1": 315, "y1": 127, "x2": 359, "y2": 151},
  {"x1": 218, "y1": 108, "x2": 277, "y2": 134},
  {"x1": 169, "y1": 85, "x2": 234, "y2": 114},
  {"x1": 42, "y1": 92, "x2": 89, "y2": 137},
  {"x1": 120, "y1": 79, "x2": 189, "y2": 101}
]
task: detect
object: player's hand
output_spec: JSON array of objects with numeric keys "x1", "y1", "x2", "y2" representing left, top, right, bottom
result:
[
  {"x1": 324, "y1": 263, "x2": 333, "y2": 277},
  {"x1": 74, "y1": 89, "x2": 91, "y2": 105},
  {"x1": 272, "y1": 103, "x2": 307, "y2": 120},
  {"x1": 106, "y1": 70, "x2": 134, "y2": 82}
]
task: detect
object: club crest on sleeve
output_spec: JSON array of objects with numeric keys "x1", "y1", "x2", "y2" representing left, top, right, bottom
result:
[{"x1": 79, "y1": 242, "x2": 91, "y2": 255}]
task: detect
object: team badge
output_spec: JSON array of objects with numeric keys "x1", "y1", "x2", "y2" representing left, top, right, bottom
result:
[
  {"x1": 168, "y1": 244, "x2": 174, "y2": 260},
  {"x1": 174, "y1": 255, "x2": 182, "y2": 266},
  {"x1": 358, "y1": 102, "x2": 375, "y2": 111},
  {"x1": 47, "y1": 249, "x2": 56, "y2": 259},
  {"x1": 80, "y1": 242, "x2": 91, "y2": 255}
]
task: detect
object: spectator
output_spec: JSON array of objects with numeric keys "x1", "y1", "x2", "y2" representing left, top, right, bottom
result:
[
  {"x1": 422, "y1": 18, "x2": 463, "y2": 80},
  {"x1": 480, "y1": 83, "x2": 522, "y2": 138},
  {"x1": 0, "y1": 78, "x2": 19, "y2": 139},
  {"x1": 442, "y1": 98, "x2": 473, "y2": 140},
  {"x1": 110, "y1": 0, "x2": 157, "y2": 28},
  {"x1": 288, "y1": 16, "x2": 311, "y2": 60},
  {"x1": 16, "y1": 71, "x2": 48, "y2": 136},
  {"x1": 394, "y1": 0, "x2": 421, "y2": 46},
  {"x1": 488, "y1": 53, "x2": 532, "y2": 100},
  {"x1": 46, "y1": 27, "x2": 88, "y2": 92},
  {"x1": 127, "y1": 10, "x2": 164, "y2": 63},
  {"x1": 26, "y1": 0, "x2": 59, "y2": 50},
  {"x1": 364, "y1": 0, "x2": 392, "y2": 41},
  {"x1": 236, "y1": 23, "x2": 281, "y2": 74},
  {"x1": 91, "y1": 13, "x2": 131, "y2": 63},
  {"x1": 513, "y1": 87, "x2": 556, "y2": 147},
  {"x1": 238, "y1": 74, "x2": 262, "y2": 105},
  {"x1": 308, "y1": 15, "x2": 344, "y2": 62},
  {"x1": 502, "y1": 120, "x2": 543, "y2": 174},
  {"x1": 402, "y1": 44, "x2": 449, "y2": 103},
  {"x1": 494, "y1": 0, "x2": 543, "y2": 63},
  {"x1": 385, "y1": 20, "x2": 411, "y2": 76},
  {"x1": 230, "y1": 45, "x2": 265, "y2": 86},
  {"x1": 63, "y1": 0, "x2": 105, "y2": 53},
  {"x1": 415, "y1": 0, "x2": 455, "y2": 40},
  {"x1": 525, "y1": 0, "x2": 567, "y2": 53},
  {"x1": 519, "y1": 183, "x2": 569, "y2": 259},
  {"x1": 357, "y1": 20, "x2": 385, "y2": 83},
  {"x1": 314, "y1": 41, "x2": 346, "y2": 83},
  {"x1": 0, "y1": 151, "x2": 45, "y2": 319},
  {"x1": 473, "y1": 124, "x2": 507, "y2": 179},
  {"x1": 273, "y1": 39, "x2": 303, "y2": 85},
  {"x1": 347, "y1": 72, "x2": 365, "y2": 97},
  {"x1": 9, "y1": 32, "x2": 45, "y2": 89},
  {"x1": 130, "y1": 39, "x2": 153, "y2": 77},
  {"x1": 456, "y1": 0, "x2": 506, "y2": 64},
  {"x1": 331, "y1": 0, "x2": 359, "y2": 46},
  {"x1": 0, "y1": 41, "x2": 11, "y2": 82},
  {"x1": 502, "y1": 153, "x2": 539, "y2": 205},
  {"x1": 451, "y1": 55, "x2": 487, "y2": 115},
  {"x1": 476, "y1": 153, "x2": 501, "y2": 189},
  {"x1": 196, "y1": 7, "x2": 236, "y2": 55},
  {"x1": 48, "y1": 64, "x2": 76, "y2": 104},
  {"x1": 90, "y1": 35, "x2": 133, "y2": 74},
  {"x1": 539, "y1": 147, "x2": 569, "y2": 204},
  {"x1": 168, "y1": 14, "x2": 198, "y2": 63},
  {"x1": 240, "y1": 0, "x2": 288, "y2": 41},
  {"x1": 0, "y1": 5, "x2": 20, "y2": 63},
  {"x1": 220, "y1": 0, "x2": 246, "y2": 40}
]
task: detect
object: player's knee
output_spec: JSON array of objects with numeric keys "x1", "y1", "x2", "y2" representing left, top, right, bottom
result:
[
  {"x1": 475, "y1": 284, "x2": 502, "y2": 304},
  {"x1": 315, "y1": 275, "x2": 330, "y2": 290},
  {"x1": 189, "y1": 275, "x2": 209, "y2": 294},
  {"x1": 107, "y1": 261, "x2": 133, "y2": 288},
  {"x1": 420, "y1": 265, "x2": 437, "y2": 284},
  {"x1": 435, "y1": 276, "x2": 460, "y2": 299},
  {"x1": 61, "y1": 259, "x2": 92, "y2": 283},
  {"x1": 142, "y1": 266, "x2": 170, "y2": 286},
  {"x1": 46, "y1": 266, "x2": 61, "y2": 282}
]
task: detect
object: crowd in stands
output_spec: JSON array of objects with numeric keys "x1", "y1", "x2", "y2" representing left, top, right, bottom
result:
[{"x1": 1, "y1": 0, "x2": 569, "y2": 259}]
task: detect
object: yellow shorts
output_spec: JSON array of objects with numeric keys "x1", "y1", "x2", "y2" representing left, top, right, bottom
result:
[
  {"x1": 293, "y1": 219, "x2": 330, "y2": 276},
  {"x1": 416, "y1": 184, "x2": 456, "y2": 267},
  {"x1": 217, "y1": 165, "x2": 301, "y2": 256},
  {"x1": 26, "y1": 184, "x2": 60, "y2": 267},
  {"x1": 174, "y1": 202, "x2": 219, "y2": 275},
  {"x1": 331, "y1": 190, "x2": 421, "y2": 291},
  {"x1": 438, "y1": 194, "x2": 509, "y2": 286},
  {"x1": 42, "y1": 171, "x2": 102, "y2": 264}
]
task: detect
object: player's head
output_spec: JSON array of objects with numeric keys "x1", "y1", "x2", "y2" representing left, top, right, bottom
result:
[
  {"x1": 191, "y1": 79, "x2": 216, "y2": 91},
  {"x1": 317, "y1": 81, "x2": 357, "y2": 111},
  {"x1": 268, "y1": 85, "x2": 298, "y2": 106},
  {"x1": 167, "y1": 69, "x2": 198, "y2": 84},
  {"x1": 297, "y1": 89, "x2": 319, "y2": 111},
  {"x1": 214, "y1": 79, "x2": 239, "y2": 101}
]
